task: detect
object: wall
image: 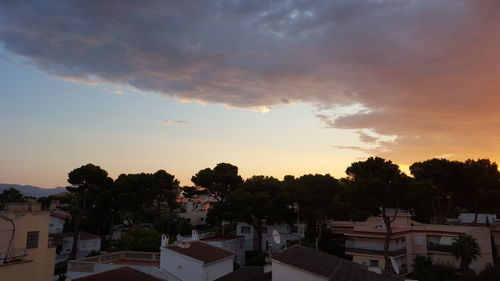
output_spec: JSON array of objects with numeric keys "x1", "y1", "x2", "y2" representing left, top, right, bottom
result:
[
  {"x1": 272, "y1": 261, "x2": 328, "y2": 281},
  {"x1": 204, "y1": 257, "x2": 233, "y2": 281},
  {"x1": 0, "y1": 209, "x2": 56, "y2": 281},
  {"x1": 49, "y1": 216, "x2": 65, "y2": 234},
  {"x1": 236, "y1": 223, "x2": 306, "y2": 252},
  {"x1": 160, "y1": 247, "x2": 204, "y2": 281},
  {"x1": 207, "y1": 238, "x2": 245, "y2": 265}
]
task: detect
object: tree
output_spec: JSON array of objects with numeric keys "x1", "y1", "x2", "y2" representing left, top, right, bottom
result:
[
  {"x1": 0, "y1": 188, "x2": 25, "y2": 203},
  {"x1": 285, "y1": 174, "x2": 343, "y2": 241},
  {"x1": 346, "y1": 157, "x2": 410, "y2": 271},
  {"x1": 111, "y1": 226, "x2": 161, "y2": 252},
  {"x1": 67, "y1": 164, "x2": 113, "y2": 258},
  {"x1": 452, "y1": 234, "x2": 481, "y2": 274},
  {"x1": 191, "y1": 163, "x2": 243, "y2": 202},
  {"x1": 410, "y1": 158, "x2": 464, "y2": 223},
  {"x1": 408, "y1": 256, "x2": 439, "y2": 281},
  {"x1": 112, "y1": 170, "x2": 180, "y2": 225},
  {"x1": 220, "y1": 176, "x2": 292, "y2": 252}
]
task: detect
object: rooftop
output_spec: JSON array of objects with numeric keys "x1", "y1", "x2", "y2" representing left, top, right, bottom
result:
[
  {"x1": 72, "y1": 266, "x2": 163, "y2": 281},
  {"x1": 60, "y1": 231, "x2": 100, "y2": 240},
  {"x1": 215, "y1": 267, "x2": 271, "y2": 281},
  {"x1": 166, "y1": 241, "x2": 234, "y2": 264},
  {"x1": 272, "y1": 246, "x2": 405, "y2": 281}
]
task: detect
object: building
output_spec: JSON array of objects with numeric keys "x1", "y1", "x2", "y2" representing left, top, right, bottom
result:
[
  {"x1": 271, "y1": 246, "x2": 406, "y2": 281},
  {"x1": 53, "y1": 231, "x2": 101, "y2": 260},
  {"x1": 329, "y1": 211, "x2": 494, "y2": 274},
  {"x1": 49, "y1": 210, "x2": 70, "y2": 234},
  {"x1": 177, "y1": 230, "x2": 246, "y2": 265},
  {"x1": 236, "y1": 222, "x2": 305, "y2": 252},
  {"x1": 206, "y1": 236, "x2": 246, "y2": 265},
  {"x1": 177, "y1": 196, "x2": 211, "y2": 225},
  {"x1": 66, "y1": 251, "x2": 176, "y2": 280},
  {"x1": 0, "y1": 203, "x2": 56, "y2": 281},
  {"x1": 161, "y1": 240, "x2": 234, "y2": 281}
]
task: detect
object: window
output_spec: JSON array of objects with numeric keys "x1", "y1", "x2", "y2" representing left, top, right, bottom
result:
[
  {"x1": 241, "y1": 226, "x2": 251, "y2": 234},
  {"x1": 369, "y1": 260, "x2": 379, "y2": 267},
  {"x1": 414, "y1": 236, "x2": 424, "y2": 246},
  {"x1": 26, "y1": 231, "x2": 39, "y2": 249}
]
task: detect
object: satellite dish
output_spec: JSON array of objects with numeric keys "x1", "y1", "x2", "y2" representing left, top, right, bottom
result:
[
  {"x1": 272, "y1": 229, "x2": 281, "y2": 244},
  {"x1": 390, "y1": 257, "x2": 400, "y2": 275}
]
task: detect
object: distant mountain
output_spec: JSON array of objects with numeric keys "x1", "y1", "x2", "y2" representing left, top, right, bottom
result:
[{"x1": 0, "y1": 184, "x2": 67, "y2": 198}]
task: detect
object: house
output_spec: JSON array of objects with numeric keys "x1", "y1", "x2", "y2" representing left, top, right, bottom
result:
[
  {"x1": 0, "y1": 203, "x2": 56, "y2": 281},
  {"x1": 66, "y1": 251, "x2": 176, "y2": 280},
  {"x1": 160, "y1": 239, "x2": 234, "y2": 281},
  {"x1": 108, "y1": 225, "x2": 128, "y2": 240},
  {"x1": 271, "y1": 245, "x2": 406, "y2": 281},
  {"x1": 236, "y1": 222, "x2": 305, "y2": 252},
  {"x1": 206, "y1": 236, "x2": 246, "y2": 265},
  {"x1": 329, "y1": 211, "x2": 494, "y2": 274},
  {"x1": 70, "y1": 266, "x2": 164, "y2": 281},
  {"x1": 53, "y1": 231, "x2": 101, "y2": 260},
  {"x1": 177, "y1": 230, "x2": 246, "y2": 265},
  {"x1": 49, "y1": 210, "x2": 70, "y2": 234},
  {"x1": 177, "y1": 196, "x2": 212, "y2": 225}
]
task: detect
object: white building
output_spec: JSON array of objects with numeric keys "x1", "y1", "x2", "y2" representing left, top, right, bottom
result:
[
  {"x1": 160, "y1": 240, "x2": 234, "y2": 281},
  {"x1": 49, "y1": 210, "x2": 70, "y2": 234},
  {"x1": 177, "y1": 197, "x2": 211, "y2": 225},
  {"x1": 236, "y1": 223, "x2": 305, "y2": 252},
  {"x1": 177, "y1": 230, "x2": 246, "y2": 265},
  {"x1": 54, "y1": 231, "x2": 101, "y2": 260},
  {"x1": 206, "y1": 236, "x2": 245, "y2": 265}
]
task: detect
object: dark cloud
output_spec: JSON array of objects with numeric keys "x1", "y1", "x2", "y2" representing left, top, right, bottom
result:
[{"x1": 2, "y1": 0, "x2": 500, "y2": 162}]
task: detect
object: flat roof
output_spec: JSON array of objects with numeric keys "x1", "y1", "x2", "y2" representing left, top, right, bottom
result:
[{"x1": 167, "y1": 241, "x2": 234, "y2": 264}]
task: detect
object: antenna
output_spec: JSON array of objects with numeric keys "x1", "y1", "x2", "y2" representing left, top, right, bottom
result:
[
  {"x1": 390, "y1": 256, "x2": 400, "y2": 275},
  {"x1": 272, "y1": 229, "x2": 281, "y2": 245}
]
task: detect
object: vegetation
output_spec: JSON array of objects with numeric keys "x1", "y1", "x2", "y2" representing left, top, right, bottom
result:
[
  {"x1": 19, "y1": 156, "x2": 496, "y2": 281},
  {"x1": 452, "y1": 234, "x2": 481, "y2": 274}
]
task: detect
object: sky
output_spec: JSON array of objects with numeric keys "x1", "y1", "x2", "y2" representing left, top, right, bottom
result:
[{"x1": 1, "y1": 0, "x2": 499, "y2": 188}]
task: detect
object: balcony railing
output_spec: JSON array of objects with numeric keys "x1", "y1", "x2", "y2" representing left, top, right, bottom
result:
[
  {"x1": 345, "y1": 247, "x2": 407, "y2": 256},
  {"x1": 427, "y1": 244, "x2": 453, "y2": 253},
  {"x1": 0, "y1": 248, "x2": 29, "y2": 266}
]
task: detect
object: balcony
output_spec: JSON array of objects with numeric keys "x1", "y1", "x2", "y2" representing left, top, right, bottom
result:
[
  {"x1": 0, "y1": 248, "x2": 31, "y2": 266},
  {"x1": 427, "y1": 243, "x2": 453, "y2": 253},
  {"x1": 345, "y1": 240, "x2": 407, "y2": 256}
]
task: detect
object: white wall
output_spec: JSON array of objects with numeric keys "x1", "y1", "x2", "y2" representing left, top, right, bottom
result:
[
  {"x1": 236, "y1": 223, "x2": 305, "y2": 252},
  {"x1": 207, "y1": 239, "x2": 245, "y2": 265},
  {"x1": 272, "y1": 261, "x2": 328, "y2": 281},
  {"x1": 161, "y1": 247, "x2": 204, "y2": 281},
  {"x1": 49, "y1": 217, "x2": 65, "y2": 234},
  {"x1": 204, "y1": 258, "x2": 233, "y2": 281}
]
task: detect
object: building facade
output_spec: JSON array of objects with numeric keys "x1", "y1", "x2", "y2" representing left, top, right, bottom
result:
[
  {"x1": 330, "y1": 212, "x2": 494, "y2": 275},
  {"x1": 0, "y1": 203, "x2": 56, "y2": 281}
]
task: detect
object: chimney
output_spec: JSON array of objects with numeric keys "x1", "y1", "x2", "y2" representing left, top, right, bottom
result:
[
  {"x1": 192, "y1": 229, "x2": 199, "y2": 241},
  {"x1": 161, "y1": 234, "x2": 169, "y2": 247}
]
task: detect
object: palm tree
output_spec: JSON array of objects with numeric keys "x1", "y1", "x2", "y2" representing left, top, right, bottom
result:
[{"x1": 452, "y1": 234, "x2": 481, "y2": 273}]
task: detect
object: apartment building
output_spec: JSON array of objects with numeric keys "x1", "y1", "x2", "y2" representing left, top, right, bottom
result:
[
  {"x1": 0, "y1": 203, "x2": 56, "y2": 281},
  {"x1": 330, "y1": 211, "x2": 493, "y2": 275}
]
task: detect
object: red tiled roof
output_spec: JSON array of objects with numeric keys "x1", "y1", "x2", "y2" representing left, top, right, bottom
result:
[
  {"x1": 72, "y1": 266, "x2": 162, "y2": 281},
  {"x1": 167, "y1": 241, "x2": 234, "y2": 264},
  {"x1": 51, "y1": 210, "x2": 71, "y2": 220}
]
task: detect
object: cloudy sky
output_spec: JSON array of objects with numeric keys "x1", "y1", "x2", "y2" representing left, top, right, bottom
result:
[{"x1": 1, "y1": 0, "x2": 500, "y2": 187}]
